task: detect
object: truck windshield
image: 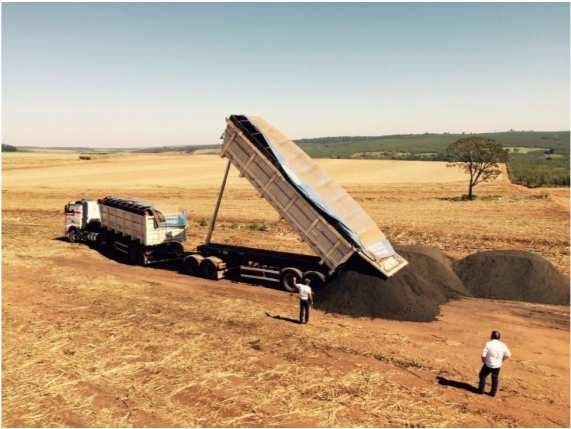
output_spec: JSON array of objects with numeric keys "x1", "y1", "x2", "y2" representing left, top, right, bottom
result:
[{"x1": 162, "y1": 213, "x2": 187, "y2": 227}]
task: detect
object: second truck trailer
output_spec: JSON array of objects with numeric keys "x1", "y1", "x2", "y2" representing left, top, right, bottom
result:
[{"x1": 64, "y1": 197, "x2": 187, "y2": 265}]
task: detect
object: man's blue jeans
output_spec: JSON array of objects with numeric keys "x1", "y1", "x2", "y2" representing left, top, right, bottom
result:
[
  {"x1": 299, "y1": 300, "x2": 310, "y2": 324},
  {"x1": 479, "y1": 364, "x2": 501, "y2": 396}
]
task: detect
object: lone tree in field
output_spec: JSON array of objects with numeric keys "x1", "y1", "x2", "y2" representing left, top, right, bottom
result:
[{"x1": 446, "y1": 137, "x2": 508, "y2": 200}]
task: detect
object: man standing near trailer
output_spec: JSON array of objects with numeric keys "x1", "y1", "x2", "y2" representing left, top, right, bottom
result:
[
  {"x1": 478, "y1": 330, "x2": 511, "y2": 396},
  {"x1": 294, "y1": 277, "x2": 313, "y2": 324}
]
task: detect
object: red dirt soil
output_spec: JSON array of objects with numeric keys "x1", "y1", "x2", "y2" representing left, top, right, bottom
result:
[
  {"x1": 3, "y1": 235, "x2": 569, "y2": 427},
  {"x1": 2, "y1": 155, "x2": 569, "y2": 427}
]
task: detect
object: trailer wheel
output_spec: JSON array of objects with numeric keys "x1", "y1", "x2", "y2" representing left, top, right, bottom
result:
[
  {"x1": 67, "y1": 228, "x2": 78, "y2": 243},
  {"x1": 167, "y1": 242, "x2": 184, "y2": 258},
  {"x1": 127, "y1": 245, "x2": 140, "y2": 265},
  {"x1": 303, "y1": 271, "x2": 327, "y2": 290},
  {"x1": 99, "y1": 231, "x2": 111, "y2": 250},
  {"x1": 200, "y1": 257, "x2": 223, "y2": 280},
  {"x1": 182, "y1": 254, "x2": 204, "y2": 275},
  {"x1": 138, "y1": 248, "x2": 150, "y2": 266},
  {"x1": 280, "y1": 267, "x2": 303, "y2": 292}
]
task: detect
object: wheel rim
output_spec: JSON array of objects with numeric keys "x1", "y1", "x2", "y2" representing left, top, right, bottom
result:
[
  {"x1": 281, "y1": 271, "x2": 299, "y2": 292},
  {"x1": 184, "y1": 258, "x2": 200, "y2": 275},
  {"x1": 201, "y1": 261, "x2": 217, "y2": 279}
]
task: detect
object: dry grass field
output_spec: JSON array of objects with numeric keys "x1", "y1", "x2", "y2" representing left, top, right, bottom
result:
[{"x1": 2, "y1": 152, "x2": 570, "y2": 427}]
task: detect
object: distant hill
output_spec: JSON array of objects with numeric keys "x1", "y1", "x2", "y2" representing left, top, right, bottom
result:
[
  {"x1": 296, "y1": 130, "x2": 569, "y2": 188},
  {"x1": 134, "y1": 144, "x2": 221, "y2": 154},
  {"x1": 296, "y1": 131, "x2": 570, "y2": 160},
  {"x1": 11, "y1": 131, "x2": 568, "y2": 158}
]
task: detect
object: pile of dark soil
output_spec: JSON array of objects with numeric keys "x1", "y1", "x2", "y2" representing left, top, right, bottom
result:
[
  {"x1": 398, "y1": 245, "x2": 465, "y2": 295},
  {"x1": 315, "y1": 246, "x2": 468, "y2": 322},
  {"x1": 454, "y1": 251, "x2": 570, "y2": 305},
  {"x1": 316, "y1": 246, "x2": 569, "y2": 322}
]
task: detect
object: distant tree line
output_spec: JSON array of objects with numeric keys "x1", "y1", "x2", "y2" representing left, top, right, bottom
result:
[{"x1": 2, "y1": 144, "x2": 18, "y2": 152}]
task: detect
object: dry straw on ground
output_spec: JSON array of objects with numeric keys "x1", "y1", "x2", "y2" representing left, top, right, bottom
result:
[{"x1": 3, "y1": 153, "x2": 569, "y2": 427}]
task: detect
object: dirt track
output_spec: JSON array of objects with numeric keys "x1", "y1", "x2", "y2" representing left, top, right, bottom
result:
[{"x1": 3, "y1": 153, "x2": 570, "y2": 427}]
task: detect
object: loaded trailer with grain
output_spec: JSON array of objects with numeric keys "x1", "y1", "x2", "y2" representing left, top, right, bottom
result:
[
  {"x1": 182, "y1": 115, "x2": 408, "y2": 290},
  {"x1": 64, "y1": 197, "x2": 187, "y2": 264}
]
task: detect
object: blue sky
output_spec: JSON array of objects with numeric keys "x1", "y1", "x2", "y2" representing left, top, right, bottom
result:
[{"x1": 2, "y1": 3, "x2": 569, "y2": 148}]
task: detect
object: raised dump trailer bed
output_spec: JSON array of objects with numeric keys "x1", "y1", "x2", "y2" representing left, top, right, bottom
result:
[
  {"x1": 222, "y1": 115, "x2": 407, "y2": 277},
  {"x1": 184, "y1": 115, "x2": 407, "y2": 289}
]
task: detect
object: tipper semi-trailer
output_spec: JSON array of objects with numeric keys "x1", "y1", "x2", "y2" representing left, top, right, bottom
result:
[
  {"x1": 65, "y1": 115, "x2": 407, "y2": 292},
  {"x1": 181, "y1": 115, "x2": 408, "y2": 290},
  {"x1": 64, "y1": 197, "x2": 187, "y2": 264}
]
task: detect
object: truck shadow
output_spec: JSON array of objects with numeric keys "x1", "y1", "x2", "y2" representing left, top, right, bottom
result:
[
  {"x1": 53, "y1": 236, "x2": 290, "y2": 293},
  {"x1": 54, "y1": 235, "x2": 181, "y2": 271}
]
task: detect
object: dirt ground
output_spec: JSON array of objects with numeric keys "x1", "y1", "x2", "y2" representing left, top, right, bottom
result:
[{"x1": 2, "y1": 152, "x2": 570, "y2": 427}]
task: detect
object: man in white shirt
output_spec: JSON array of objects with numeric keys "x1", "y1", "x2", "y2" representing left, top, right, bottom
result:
[
  {"x1": 294, "y1": 277, "x2": 313, "y2": 324},
  {"x1": 478, "y1": 330, "x2": 512, "y2": 396}
]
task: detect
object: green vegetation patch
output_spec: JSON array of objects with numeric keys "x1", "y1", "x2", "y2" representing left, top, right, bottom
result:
[
  {"x1": 248, "y1": 223, "x2": 269, "y2": 232},
  {"x1": 507, "y1": 152, "x2": 569, "y2": 187},
  {"x1": 2, "y1": 144, "x2": 19, "y2": 152}
]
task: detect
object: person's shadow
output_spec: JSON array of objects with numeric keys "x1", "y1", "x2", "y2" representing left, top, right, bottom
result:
[
  {"x1": 265, "y1": 312, "x2": 300, "y2": 324},
  {"x1": 436, "y1": 376, "x2": 480, "y2": 394}
]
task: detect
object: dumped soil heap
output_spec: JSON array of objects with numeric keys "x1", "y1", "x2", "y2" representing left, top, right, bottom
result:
[
  {"x1": 315, "y1": 245, "x2": 468, "y2": 322},
  {"x1": 454, "y1": 251, "x2": 570, "y2": 305}
]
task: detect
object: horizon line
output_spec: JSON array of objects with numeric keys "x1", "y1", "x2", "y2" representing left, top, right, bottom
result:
[{"x1": 8, "y1": 129, "x2": 570, "y2": 150}]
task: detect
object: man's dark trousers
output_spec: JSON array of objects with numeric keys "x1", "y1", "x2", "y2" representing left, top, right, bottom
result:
[
  {"x1": 299, "y1": 300, "x2": 310, "y2": 324},
  {"x1": 479, "y1": 364, "x2": 501, "y2": 396}
]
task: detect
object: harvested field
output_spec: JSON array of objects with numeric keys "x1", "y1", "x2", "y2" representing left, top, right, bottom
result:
[
  {"x1": 3, "y1": 152, "x2": 568, "y2": 274},
  {"x1": 3, "y1": 152, "x2": 570, "y2": 427},
  {"x1": 2, "y1": 153, "x2": 470, "y2": 189}
]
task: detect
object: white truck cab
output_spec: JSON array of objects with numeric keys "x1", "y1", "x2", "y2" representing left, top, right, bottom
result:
[{"x1": 64, "y1": 200, "x2": 101, "y2": 242}]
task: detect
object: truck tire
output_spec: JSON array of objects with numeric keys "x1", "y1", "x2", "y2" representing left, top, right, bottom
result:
[
  {"x1": 302, "y1": 271, "x2": 327, "y2": 290},
  {"x1": 200, "y1": 257, "x2": 224, "y2": 280},
  {"x1": 168, "y1": 242, "x2": 184, "y2": 258},
  {"x1": 137, "y1": 248, "x2": 150, "y2": 266},
  {"x1": 127, "y1": 244, "x2": 140, "y2": 265},
  {"x1": 67, "y1": 228, "x2": 78, "y2": 243},
  {"x1": 99, "y1": 231, "x2": 111, "y2": 250},
  {"x1": 182, "y1": 254, "x2": 204, "y2": 275},
  {"x1": 280, "y1": 267, "x2": 303, "y2": 292}
]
